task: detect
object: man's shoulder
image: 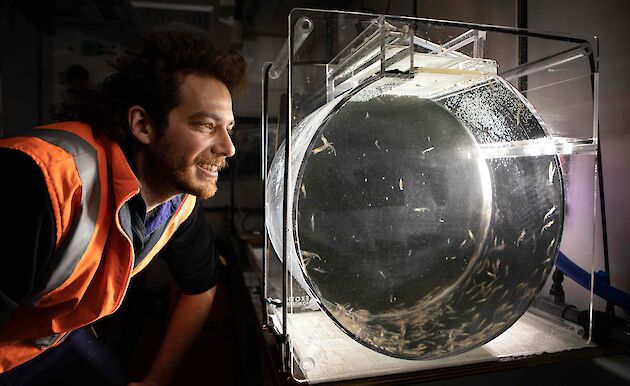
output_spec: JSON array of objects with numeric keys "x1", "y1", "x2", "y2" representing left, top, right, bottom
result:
[{"x1": 37, "y1": 121, "x2": 98, "y2": 143}]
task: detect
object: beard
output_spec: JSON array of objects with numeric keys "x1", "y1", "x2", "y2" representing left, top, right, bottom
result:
[{"x1": 146, "y1": 137, "x2": 228, "y2": 199}]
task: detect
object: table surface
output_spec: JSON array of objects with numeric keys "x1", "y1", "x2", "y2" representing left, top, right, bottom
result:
[{"x1": 244, "y1": 244, "x2": 622, "y2": 385}]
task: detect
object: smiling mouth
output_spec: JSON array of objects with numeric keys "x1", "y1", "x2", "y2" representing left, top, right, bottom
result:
[{"x1": 197, "y1": 163, "x2": 219, "y2": 176}]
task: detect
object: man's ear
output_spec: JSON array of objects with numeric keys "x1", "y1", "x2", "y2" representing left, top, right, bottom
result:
[{"x1": 128, "y1": 105, "x2": 153, "y2": 145}]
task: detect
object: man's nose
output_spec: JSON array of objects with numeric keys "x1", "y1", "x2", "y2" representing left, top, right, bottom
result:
[{"x1": 212, "y1": 127, "x2": 236, "y2": 158}]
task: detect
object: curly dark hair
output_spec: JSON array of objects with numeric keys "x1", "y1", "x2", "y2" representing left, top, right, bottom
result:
[{"x1": 53, "y1": 30, "x2": 247, "y2": 147}]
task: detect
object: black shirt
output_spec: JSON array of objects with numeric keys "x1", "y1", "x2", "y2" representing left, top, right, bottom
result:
[{"x1": 0, "y1": 149, "x2": 221, "y2": 324}]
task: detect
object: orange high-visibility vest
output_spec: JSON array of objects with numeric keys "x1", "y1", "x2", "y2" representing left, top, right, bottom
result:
[{"x1": 0, "y1": 122, "x2": 197, "y2": 373}]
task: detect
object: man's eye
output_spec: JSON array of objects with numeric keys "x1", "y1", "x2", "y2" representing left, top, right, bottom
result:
[{"x1": 195, "y1": 122, "x2": 214, "y2": 131}]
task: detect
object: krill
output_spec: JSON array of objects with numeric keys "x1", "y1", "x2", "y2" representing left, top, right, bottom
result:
[
  {"x1": 546, "y1": 239, "x2": 556, "y2": 256},
  {"x1": 494, "y1": 238, "x2": 506, "y2": 252},
  {"x1": 516, "y1": 229, "x2": 526, "y2": 246},
  {"x1": 544, "y1": 205, "x2": 556, "y2": 220},
  {"x1": 301, "y1": 250, "x2": 321, "y2": 266},
  {"x1": 540, "y1": 220, "x2": 555, "y2": 234},
  {"x1": 312, "y1": 135, "x2": 337, "y2": 155}
]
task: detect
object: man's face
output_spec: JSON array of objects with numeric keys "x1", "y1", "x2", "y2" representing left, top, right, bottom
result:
[{"x1": 148, "y1": 74, "x2": 236, "y2": 199}]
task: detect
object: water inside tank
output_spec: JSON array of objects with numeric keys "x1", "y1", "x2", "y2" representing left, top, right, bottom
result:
[{"x1": 266, "y1": 75, "x2": 564, "y2": 359}]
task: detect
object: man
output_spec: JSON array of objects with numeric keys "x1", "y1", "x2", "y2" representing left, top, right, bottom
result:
[{"x1": 0, "y1": 30, "x2": 246, "y2": 385}]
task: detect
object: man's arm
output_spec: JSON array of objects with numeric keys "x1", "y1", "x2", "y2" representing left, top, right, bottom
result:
[
  {"x1": 130, "y1": 284, "x2": 217, "y2": 386},
  {"x1": 138, "y1": 201, "x2": 224, "y2": 385}
]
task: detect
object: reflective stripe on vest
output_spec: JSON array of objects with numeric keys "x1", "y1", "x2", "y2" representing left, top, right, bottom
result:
[{"x1": 21, "y1": 129, "x2": 100, "y2": 305}]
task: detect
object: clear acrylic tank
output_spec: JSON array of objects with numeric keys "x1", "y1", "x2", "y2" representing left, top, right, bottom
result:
[{"x1": 263, "y1": 8, "x2": 599, "y2": 382}]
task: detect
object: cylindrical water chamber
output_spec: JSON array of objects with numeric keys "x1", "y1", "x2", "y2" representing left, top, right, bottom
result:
[{"x1": 265, "y1": 74, "x2": 564, "y2": 359}]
